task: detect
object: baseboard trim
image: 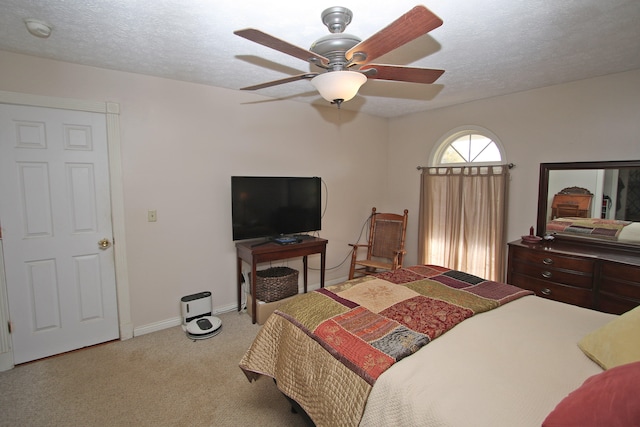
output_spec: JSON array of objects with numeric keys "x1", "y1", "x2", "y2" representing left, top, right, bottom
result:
[
  {"x1": 130, "y1": 280, "x2": 348, "y2": 337},
  {"x1": 0, "y1": 351, "x2": 14, "y2": 372},
  {"x1": 132, "y1": 302, "x2": 239, "y2": 337},
  {"x1": 119, "y1": 321, "x2": 134, "y2": 341},
  {"x1": 133, "y1": 317, "x2": 181, "y2": 337}
]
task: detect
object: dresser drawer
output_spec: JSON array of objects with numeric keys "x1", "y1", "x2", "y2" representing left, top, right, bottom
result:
[
  {"x1": 510, "y1": 272, "x2": 593, "y2": 308},
  {"x1": 507, "y1": 240, "x2": 640, "y2": 314},
  {"x1": 597, "y1": 294, "x2": 640, "y2": 315},
  {"x1": 510, "y1": 246, "x2": 595, "y2": 273},
  {"x1": 511, "y1": 260, "x2": 593, "y2": 289},
  {"x1": 598, "y1": 261, "x2": 640, "y2": 313}
]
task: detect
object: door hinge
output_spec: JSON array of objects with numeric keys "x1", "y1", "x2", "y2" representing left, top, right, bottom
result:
[{"x1": 7, "y1": 321, "x2": 12, "y2": 334}]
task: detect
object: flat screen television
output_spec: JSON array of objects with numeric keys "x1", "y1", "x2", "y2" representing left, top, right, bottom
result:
[{"x1": 231, "y1": 176, "x2": 322, "y2": 241}]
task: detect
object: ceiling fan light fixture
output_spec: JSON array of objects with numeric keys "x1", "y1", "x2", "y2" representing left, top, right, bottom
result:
[{"x1": 310, "y1": 71, "x2": 367, "y2": 104}]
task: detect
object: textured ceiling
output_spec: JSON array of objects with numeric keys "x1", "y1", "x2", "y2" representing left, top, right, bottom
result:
[{"x1": 1, "y1": 0, "x2": 639, "y2": 118}]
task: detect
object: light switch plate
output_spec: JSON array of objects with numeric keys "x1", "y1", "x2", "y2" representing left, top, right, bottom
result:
[{"x1": 147, "y1": 210, "x2": 157, "y2": 222}]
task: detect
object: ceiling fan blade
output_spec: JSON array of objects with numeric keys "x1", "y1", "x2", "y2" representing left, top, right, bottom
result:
[
  {"x1": 234, "y1": 28, "x2": 330, "y2": 67},
  {"x1": 240, "y1": 73, "x2": 318, "y2": 91},
  {"x1": 346, "y1": 6, "x2": 443, "y2": 65},
  {"x1": 360, "y1": 64, "x2": 444, "y2": 84}
]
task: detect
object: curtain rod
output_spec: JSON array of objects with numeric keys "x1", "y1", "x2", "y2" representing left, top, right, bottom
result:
[{"x1": 416, "y1": 163, "x2": 515, "y2": 170}]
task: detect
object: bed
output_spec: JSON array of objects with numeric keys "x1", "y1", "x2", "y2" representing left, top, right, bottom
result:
[
  {"x1": 546, "y1": 216, "x2": 640, "y2": 243},
  {"x1": 239, "y1": 265, "x2": 640, "y2": 426}
]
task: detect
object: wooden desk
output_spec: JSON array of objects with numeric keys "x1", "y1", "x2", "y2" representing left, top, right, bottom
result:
[
  {"x1": 551, "y1": 193, "x2": 593, "y2": 219},
  {"x1": 236, "y1": 237, "x2": 328, "y2": 323}
]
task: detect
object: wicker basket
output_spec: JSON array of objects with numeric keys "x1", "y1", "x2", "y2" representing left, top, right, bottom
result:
[{"x1": 254, "y1": 267, "x2": 299, "y2": 302}]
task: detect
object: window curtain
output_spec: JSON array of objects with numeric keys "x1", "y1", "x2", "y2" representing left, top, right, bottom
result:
[{"x1": 418, "y1": 165, "x2": 509, "y2": 281}]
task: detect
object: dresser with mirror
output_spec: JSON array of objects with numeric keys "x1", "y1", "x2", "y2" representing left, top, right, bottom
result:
[{"x1": 507, "y1": 160, "x2": 640, "y2": 315}]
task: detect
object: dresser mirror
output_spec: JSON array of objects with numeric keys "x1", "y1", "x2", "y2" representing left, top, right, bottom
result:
[{"x1": 537, "y1": 160, "x2": 640, "y2": 250}]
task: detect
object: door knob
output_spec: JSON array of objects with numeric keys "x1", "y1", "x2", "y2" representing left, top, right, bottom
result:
[{"x1": 98, "y1": 238, "x2": 112, "y2": 249}]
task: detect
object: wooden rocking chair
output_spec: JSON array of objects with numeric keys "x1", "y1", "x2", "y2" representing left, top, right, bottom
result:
[{"x1": 348, "y1": 207, "x2": 408, "y2": 279}]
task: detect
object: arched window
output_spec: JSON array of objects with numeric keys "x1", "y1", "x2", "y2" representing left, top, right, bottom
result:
[
  {"x1": 430, "y1": 126, "x2": 505, "y2": 167},
  {"x1": 420, "y1": 125, "x2": 509, "y2": 281}
]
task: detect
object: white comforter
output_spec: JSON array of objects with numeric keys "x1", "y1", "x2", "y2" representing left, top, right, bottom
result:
[
  {"x1": 619, "y1": 221, "x2": 640, "y2": 242},
  {"x1": 360, "y1": 295, "x2": 616, "y2": 427}
]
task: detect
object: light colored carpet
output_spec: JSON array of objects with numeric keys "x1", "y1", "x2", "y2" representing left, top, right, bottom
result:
[{"x1": 0, "y1": 311, "x2": 308, "y2": 427}]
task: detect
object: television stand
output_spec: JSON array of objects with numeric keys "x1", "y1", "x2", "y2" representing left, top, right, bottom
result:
[
  {"x1": 236, "y1": 237, "x2": 328, "y2": 324},
  {"x1": 250, "y1": 239, "x2": 272, "y2": 248},
  {"x1": 293, "y1": 234, "x2": 315, "y2": 241}
]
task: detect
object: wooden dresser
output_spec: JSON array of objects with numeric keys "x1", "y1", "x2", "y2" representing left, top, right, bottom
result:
[{"x1": 507, "y1": 240, "x2": 640, "y2": 315}]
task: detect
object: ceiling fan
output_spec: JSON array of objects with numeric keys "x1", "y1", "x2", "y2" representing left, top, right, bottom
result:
[{"x1": 234, "y1": 5, "x2": 444, "y2": 108}]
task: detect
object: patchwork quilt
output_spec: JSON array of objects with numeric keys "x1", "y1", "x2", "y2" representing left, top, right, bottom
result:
[
  {"x1": 239, "y1": 265, "x2": 533, "y2": 427},
  {"x1": 547, "y1": 217, "x2": 632, "y2": 240}
]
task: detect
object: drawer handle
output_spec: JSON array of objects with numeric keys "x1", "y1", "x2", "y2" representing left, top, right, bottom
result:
[
  {"x1": 541, "y1": 271, "x2": 552, "y2": 279},
  {"x1": 540, "y1": 288, "x2": 552, "y2": 296},
  {"x1": 542, "y1": 258, "x2": 554, "y2": 265}
]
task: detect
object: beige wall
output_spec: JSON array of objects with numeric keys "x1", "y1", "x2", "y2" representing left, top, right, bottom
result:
[
  {"x1": 2, "y1": 50, "x2": 639, "y2": 332},
  {"x1": 388, "y1": 69, "x2": 640, "y2": 265},
  {"x1": 0, "y1": 51, "x2": 389, "y2": 331}
]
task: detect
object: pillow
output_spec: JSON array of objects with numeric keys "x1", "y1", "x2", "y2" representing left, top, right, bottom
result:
[
  {"x1": 578, "y1": 305, "x2": 640, "y2": 369},
  {"x1": 542, "y1": 361, "x2": 640, "y2": 427}
]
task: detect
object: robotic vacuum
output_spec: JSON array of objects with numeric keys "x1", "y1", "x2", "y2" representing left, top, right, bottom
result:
[{"x1": 185, "y1": 315, "x2": 222, "y2": 340}]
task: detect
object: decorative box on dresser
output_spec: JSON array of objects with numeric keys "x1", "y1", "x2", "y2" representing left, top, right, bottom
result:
[{"x1": 507, "y1": 240, "x2": 640, "y2": 315}]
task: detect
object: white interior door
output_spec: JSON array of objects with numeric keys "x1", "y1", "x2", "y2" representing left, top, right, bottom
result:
[{"x1": 0, "y1": 104, "x2": 119, "y2": 364}]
